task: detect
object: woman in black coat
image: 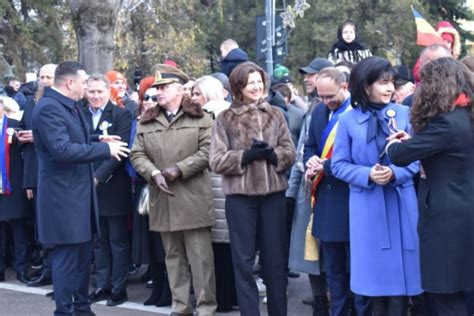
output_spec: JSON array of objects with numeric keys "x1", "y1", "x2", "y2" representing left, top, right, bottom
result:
[
  {"x1": 386, "y1": 57, "x2": 474, "y2": 315},
  {"x1": 0, "y1": 100, "x2": 30, "y2": 283}
]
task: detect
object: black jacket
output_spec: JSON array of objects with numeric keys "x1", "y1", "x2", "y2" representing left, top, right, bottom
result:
[
  {"x1": 220, "y1": 48, "x2": 248, "y2": 77},
  {"x1": 20, "y1": 96, "x2": 38, "y2": 189},
  {"x1": 388, "y1": 107, "x2": 474, "y2": 293},
  {"x1": 82, "y1": 101, "x2": 133, "y2": 217},
  {"x1": 0, "y1": 118, "x2": 30, "y2": 220}
]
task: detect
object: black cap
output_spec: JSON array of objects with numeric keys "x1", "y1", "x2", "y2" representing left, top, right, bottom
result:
[
  {"x1": 299, "y1": 58, "x2": 333, "y2": 74},
  {"x1": 394, "y1": 65, "x2": 414, "y2": 87}
]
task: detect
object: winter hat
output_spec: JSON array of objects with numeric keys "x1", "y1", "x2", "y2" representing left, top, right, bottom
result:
[
  {"x1": 436, "y1": 21, "x2": 461, "y2": 58},
  {"x1": 273, "y1": 64, "x2": 290, "y2": 80}
]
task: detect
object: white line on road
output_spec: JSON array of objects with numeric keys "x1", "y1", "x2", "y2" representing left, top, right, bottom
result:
[{"x1": 0, "y1": 282, "x2": 173, "y2": 314}]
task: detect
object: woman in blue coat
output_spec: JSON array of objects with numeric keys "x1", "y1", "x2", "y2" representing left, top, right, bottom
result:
[{"x1": 331, "y1": 56, "x2": 422, "y2": 315}]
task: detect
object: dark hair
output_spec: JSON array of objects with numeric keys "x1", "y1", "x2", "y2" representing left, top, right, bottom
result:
[
  {"x1": 338, "y1": 20, "x2": 357, "y2": 41},
  {"x1": 229, "y1": 61, "x2": 267, "y2": 102},
  {"x1": 335, "y1": 60, "x2": 354, "y2": 70},
  {"x1": 349, "y1": 56, "x2": 396, "y2": 109},
  {"x1": 54, "y1": 61, "x2": 85, "y2": 85},
  {"x1": 272, "y1": 83, "x2": 292, "y2": 100},
  {"x1": 411, "y1": 57, "x2": 473, "y2": 132}
]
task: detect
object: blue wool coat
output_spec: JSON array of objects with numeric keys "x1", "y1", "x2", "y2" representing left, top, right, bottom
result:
[
  {"x1": 331, "y1": 103, "x2": 423, "y2": 296},
  {"x1": 32, "y1": 88, "x2": 110, "y2": 245}
]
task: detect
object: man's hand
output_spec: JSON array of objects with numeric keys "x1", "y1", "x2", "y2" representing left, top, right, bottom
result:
[
  {"x1": 161, "y1": 166, "x2": 182, "y2": 183},
  {"x1": 152, "y1": 173, "x2": 174, "y2": 196},
  {"x1": 26, "y1": 189, "x2": 34, "y2": 200},
  {"x1": 99, "y1": 135, "x2": 122, "y2": 143},
  {"x1": 107, "y1": 141, "x2": 130, "y2": 161},
  {"x1": 16, "y1": 130, "x2": 33, "y2": 143},
  {"x1": 369, "y1": 163, "x2": 394, "y2": 185}
]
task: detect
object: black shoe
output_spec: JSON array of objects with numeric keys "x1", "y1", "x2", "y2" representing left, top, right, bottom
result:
[
  {"x1": 144, "y1": 279, "x2": 163, "y2": 306},
  {"x1": 45, "y1": 291, "x2": 54, "y2": 300},
  {"x1": 27, "y1": 274, "x2": 52, "y2": 287},
  {"x1": 73, "y1": 311, "x2": 96, "y2": 316},
  {"x1": 287, "y1": 270, "x2": 300, "y2": 278},
  {"x1": 106, "y1": 290, "x2": 127, "y2": 306},
  {"x1": 312, "y1": 295, "x2": 329, "y2": 316},
  {"x1": 0, "y1": 271, "x2": 4, "y2": 282},
  {"x1": 88, "y1": 288, "x2": 111, "y2": 303},
  {"x1": 16, "y1": 272, "x2": 30, "y2": 284},
  {"x1": 140, "y1": 269, "x2": 152, "y2": 283}
]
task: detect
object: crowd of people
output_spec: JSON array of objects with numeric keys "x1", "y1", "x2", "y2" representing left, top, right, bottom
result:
[{"x1": 0, "y1": 18, "x2": 473, "y2": 316}]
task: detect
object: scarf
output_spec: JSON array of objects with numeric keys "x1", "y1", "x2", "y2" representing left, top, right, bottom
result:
[
  {"x1": 0, "y1": 115, "x2": 12, "y2": 195},
  {"x1": 366, "y1": 103, "x2": 392, "y2": 163}
]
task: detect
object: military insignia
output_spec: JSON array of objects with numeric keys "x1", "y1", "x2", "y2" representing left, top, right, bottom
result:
[
  {"x1": 6, "y1": 128, "x2": 14, "y2": 144},
  {"x1": 155, "y1": 71, "x2": 162, "y2": 82},
  {"x1": 99, "y1": 121, "x2": 112, "y2": 136}
]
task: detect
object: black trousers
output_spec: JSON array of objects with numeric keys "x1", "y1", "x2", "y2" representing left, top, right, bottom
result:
[
  {"x1": 372, "y1": 296, "x2": 408, "y2": 316},
  {"x1": 426, "y1": 292, "x2": 469, "y2": 316},
  {"x1": 53, "y1": 241, "x2": 93, "y2": 316},
  {"x1": 0, "y1": 219, "x2": 28, "y2": 274},
  {"x1": 94, "y1": 215, "x2": 129, "y2": 292},
  {"x1": 226, "y1": 191, "x2": 288, "y2": 316}
]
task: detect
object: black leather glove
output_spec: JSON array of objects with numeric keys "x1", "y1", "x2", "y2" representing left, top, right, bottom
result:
[
  {"x1": 241, "y1": 147, "x2": 274, "y2": 166},
  {"x1": 266, "y1": 151, "x2": 278, "y2": 166},
  {"x1": 251, "y1": 138, "x2": 269, "y2": 148}
]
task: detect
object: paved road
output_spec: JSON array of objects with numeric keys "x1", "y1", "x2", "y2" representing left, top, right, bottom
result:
[{"x1": 0, "y1": 267, "x2": 313, "y2": 316}]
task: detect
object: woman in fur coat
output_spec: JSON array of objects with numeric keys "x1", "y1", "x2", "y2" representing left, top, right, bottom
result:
[{"x1": 210, "y1": 61, "x2": 295, "y2": 316}]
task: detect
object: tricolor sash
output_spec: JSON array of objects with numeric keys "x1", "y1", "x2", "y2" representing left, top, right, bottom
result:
[
  {"x1": 0, "y1": 115, "x2": 11, "y2": 195},
  {"x1": 304, "y1": 98, "x2": 351, "y2": 261},
  {"x1": 310, "y1": 98, "x2": 351, "y2": 207}
]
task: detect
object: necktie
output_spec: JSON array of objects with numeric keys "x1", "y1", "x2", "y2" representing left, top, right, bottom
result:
[{"x1": 167, "y1": 113, "x2": 175, "y2": 122}]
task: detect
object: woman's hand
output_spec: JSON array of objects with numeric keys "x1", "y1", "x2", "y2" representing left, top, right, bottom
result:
[
  {"x1": 386, "y1": 130, "x2": 411, "y2": 142},
  {"x1": 370, "y1": 163, "x2": 394, "y2": 185}
]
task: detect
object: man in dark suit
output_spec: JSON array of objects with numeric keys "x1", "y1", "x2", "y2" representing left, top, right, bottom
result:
[
  {"x1": 304, "y1": 67, "x2": 369, "y2": 316},
  {"x1": 82, "y1": 74, "x2": 133, "y2": 306},
  {"x1": 17, "y1": 63, "x2": 57, "y2": 287},
  {"x1": 32, "y1": 61, "x2": 130, "y2": 316}
]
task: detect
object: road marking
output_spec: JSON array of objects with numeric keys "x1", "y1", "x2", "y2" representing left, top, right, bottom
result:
[{"x1": 0, "y1": 282, "x2": 173, "y2": 314}]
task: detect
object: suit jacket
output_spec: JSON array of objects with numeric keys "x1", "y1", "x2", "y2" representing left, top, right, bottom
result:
[
  {"x1": 32, "y1": 87, "x2": 110, "y2": 245},
  {"x1": 387, "y1": 107, "x2": 474, "y2": 293},
  {"x1": 20, "y1": 96, "x2": 38, "y2": 189},
  {"x1": 82, "y1": 101, "x2": 132, "y2": 216},
  {"x1": 303, "y1": 102, "x2": 349, "y2": 242}
]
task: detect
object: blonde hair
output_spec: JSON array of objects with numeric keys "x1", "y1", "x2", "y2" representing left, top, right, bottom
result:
[{"x1": 193, "y1": 76, "x2": 224, "y2": 102}]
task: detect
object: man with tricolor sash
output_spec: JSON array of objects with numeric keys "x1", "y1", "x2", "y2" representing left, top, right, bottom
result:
[{"x1": 303, "y1": 67, "x2": 369, "y2": 316}]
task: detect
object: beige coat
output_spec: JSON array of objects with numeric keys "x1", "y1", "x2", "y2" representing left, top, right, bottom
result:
[
  {"x1": 130, "y1": 98, "x2": 214, "y2": 232},
  {"x1": 210, "y1": 99, "x2": 296, "y2": 195}
]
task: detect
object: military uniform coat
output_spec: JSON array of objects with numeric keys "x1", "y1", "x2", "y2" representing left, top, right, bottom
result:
[
  {"x1": 32, "y1": 88, "x2": 110, "y2": 245},
  {"x1": 82, "y1": 101, "x2": 133, "y2": 216},
  {"x1": 130, "y1": 97, "x2": 215, "y2": 232},
  {"x1": 0, "y1": 118, "x2": 30, "y2": 221}
]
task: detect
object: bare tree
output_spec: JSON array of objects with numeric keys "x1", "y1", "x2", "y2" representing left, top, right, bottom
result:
[{"x1": 67, "y1": 0, "x2": 124, "y2": 73}]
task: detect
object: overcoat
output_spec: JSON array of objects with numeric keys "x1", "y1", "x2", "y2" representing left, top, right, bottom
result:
[
  {"x1": 82, "y1": 101, "x2": 133, "y2": 216},
  {"x1": 388, "y1": 107, "x2": 474, "y2": 293},
  {"x1": 20, "y1": 97, "x2": 38, "y2": 189},
  {"x1": 32, "y1": 88, "x2": 110, "y2": 245},
  {"x1": 130, "y1": 97, "x2": 215, "y2": 232},
  {"x1": 0, "y1": 118, "x2": 30, "y2": 221},
  {"x1": 287, "y1": 112, "x2": 321, "y2": 275},
  {"x1": 331, "y1": 103, "x2": 423, "y2": 296}
]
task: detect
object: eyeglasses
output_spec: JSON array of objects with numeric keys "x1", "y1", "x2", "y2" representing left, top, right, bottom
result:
[
  {"x1": 319, "y1": 87, "x2": 341, "y2": 101},
  {"x1": 143, "y1": 95, "x2": 158, "y2": 102}
]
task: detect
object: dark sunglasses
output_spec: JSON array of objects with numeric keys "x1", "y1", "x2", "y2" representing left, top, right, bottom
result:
[{"x1": 143, "y1": 94, "x2": 158, "y2": 102}]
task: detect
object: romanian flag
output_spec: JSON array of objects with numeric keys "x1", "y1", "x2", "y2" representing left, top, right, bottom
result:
[{"x1": 412, "y1": 7, "x2": 445, "y2": 47}]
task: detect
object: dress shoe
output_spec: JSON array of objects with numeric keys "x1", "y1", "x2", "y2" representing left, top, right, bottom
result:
[
  {"x1": 312, "y1": 295, "x2": 329, "y2": 316},
  {"x1": 0, "y1": 271, "x2": 5, "y2": 281},
  {"x1": 16, "y1": 272, "x2": 30, "y2": 284},
  {"x1": 46, "y1": 291, "x2": 54, "y2": 300},
  {"x1": 170, "y1": 313, "x2": 193, "y2": 316},
  {"x1": 287, "y1": 270, "x2": 300, "y2": 278},
  {"x1": 88, "y1": 288, "x2": 111, "y2": 303},
  {"x1": 106, "y1": 290, "x2": 127, "y2": 306},
  {"x1": 73, "y1": 311, "x2": 96, "y2": 316},
  {"x1": 27, "y1": 274, "x2": 52, "y2": 287}
]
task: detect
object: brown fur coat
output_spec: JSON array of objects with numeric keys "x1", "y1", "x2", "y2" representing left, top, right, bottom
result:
[{"x1": 210, "y1": 99, "x2": 295, "y2": 195}]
